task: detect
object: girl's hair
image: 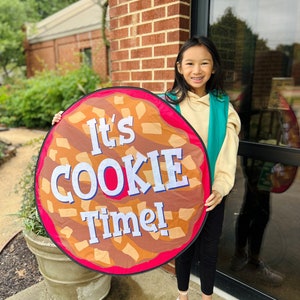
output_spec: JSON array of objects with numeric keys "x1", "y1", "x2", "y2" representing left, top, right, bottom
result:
[{"x1": 167, "y1": 36, "x2": 225, "y2": 103}]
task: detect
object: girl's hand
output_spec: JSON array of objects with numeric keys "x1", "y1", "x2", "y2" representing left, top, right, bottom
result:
[
  {"x1": 205, "y1": 190, "x2": 223, "y2": 211},
  {"x1": 52, "y1": 111, "x2": 64, "y2": 125}
]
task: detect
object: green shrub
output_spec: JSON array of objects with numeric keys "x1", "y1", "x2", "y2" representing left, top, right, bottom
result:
[
  {"x1": 0, "y1": 85, "x2": 10, "y2": 119},
  {"x1": 0, "y1": 141, "x2": 6, "y2": 160},
  {"x1": 1, "y1": 65, "x2": 107, "y2": 129}
]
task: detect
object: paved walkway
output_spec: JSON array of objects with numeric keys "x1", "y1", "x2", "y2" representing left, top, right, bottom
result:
[
  {"x1": 0, "y1": 128, "x2": 46, "y2": 252},
  {"x1": 0, "y1": 128, "x2": 230, "y2": 300}
]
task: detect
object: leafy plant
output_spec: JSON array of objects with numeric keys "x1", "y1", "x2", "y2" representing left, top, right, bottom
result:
[
  {"x1": 0, "y1": 64, "x2": 106, "y2": 129},
  {"x1": 17, "y1": 138, "x2": 47, "y2": 237},
  {"x1": 0, "y1": 141, "x2": 6, "y2": 159},
  {"x1": 0, "y1": 0, "x2": 27, "y2": 80}
]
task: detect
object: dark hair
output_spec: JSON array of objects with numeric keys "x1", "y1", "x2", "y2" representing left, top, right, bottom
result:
[{"x1": 167, "y1": 36, "x2": 225, "y2": 103}]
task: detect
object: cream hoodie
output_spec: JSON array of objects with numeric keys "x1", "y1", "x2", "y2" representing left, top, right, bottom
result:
[{"x1": 179, "y1": 91, "x2": 241, "y2": 197}]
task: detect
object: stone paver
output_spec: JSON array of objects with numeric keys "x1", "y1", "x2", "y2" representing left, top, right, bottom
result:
[{"x1": 0, "y1": 128, "x2": 46, "y2": 251}]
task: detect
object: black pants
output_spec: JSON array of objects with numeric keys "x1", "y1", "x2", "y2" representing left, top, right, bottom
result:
[
  {"x1": 175, "y1": 199, "x2": 225, "y2": 295},
  {"x1": 235, "y1": 181, "x2": 270, "y2": 258}
]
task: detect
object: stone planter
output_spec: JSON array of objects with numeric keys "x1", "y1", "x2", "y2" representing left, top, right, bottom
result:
[{"x1": 24, "y1": 230, "x2": 111, "y2": 300}]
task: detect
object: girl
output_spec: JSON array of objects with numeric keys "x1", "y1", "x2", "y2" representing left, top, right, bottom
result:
[
  {"x1": 164, "y1": 36, "x2": 240, "y2": 300},
  {"x1": 52, "y1": 36, "x2": 240, "y2": 300}
]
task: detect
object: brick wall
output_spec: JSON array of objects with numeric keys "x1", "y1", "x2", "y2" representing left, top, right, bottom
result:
[
  {"x1": 109, "y1": 0, "x2": 191, "y2": 93},
  {"x1": 25, "y1": 29, "x2": 108, "y2": 80}
]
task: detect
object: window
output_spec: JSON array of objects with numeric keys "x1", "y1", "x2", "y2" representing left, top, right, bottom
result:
[
  {"x1": 80, "y1": 48, "x2": 92, "y2": 67},
  {"x1": 207, "y1": 1, "x2": 300, "y2": 299}
]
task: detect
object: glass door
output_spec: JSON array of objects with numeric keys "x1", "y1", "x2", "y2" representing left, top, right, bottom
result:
[{"x1": 208, "y1": 1, "x2": 300, "y2": 299}]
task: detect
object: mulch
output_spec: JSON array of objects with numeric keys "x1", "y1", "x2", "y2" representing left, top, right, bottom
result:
[{"x1": 0, "y1": 232, "x2": 43, "y2": 300}]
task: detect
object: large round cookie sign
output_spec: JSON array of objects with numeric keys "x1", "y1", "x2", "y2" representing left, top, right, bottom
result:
[{"x1": 35, "y1": 87, "x2": 211, "y2": 275}]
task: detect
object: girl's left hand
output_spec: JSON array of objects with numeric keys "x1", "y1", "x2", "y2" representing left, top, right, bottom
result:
[
  {"x1": 52, "y1": 111, "x2": 64, "y2": 125},
  {"x1": 205, "y1": 190, "x2": 223, "y2": 211}
]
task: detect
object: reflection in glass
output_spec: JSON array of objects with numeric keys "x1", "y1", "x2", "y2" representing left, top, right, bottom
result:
[{"x1": 209, "y1": 1, "x2": 300, "y2": 299}]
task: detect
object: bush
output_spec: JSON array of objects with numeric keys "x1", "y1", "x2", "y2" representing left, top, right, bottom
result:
[
  {"x1": 0, "y1": 65, "x2": 108, "y2": 129},
  {"x1": 0, "y1": 85, "x2": 10, "y2": 121}
]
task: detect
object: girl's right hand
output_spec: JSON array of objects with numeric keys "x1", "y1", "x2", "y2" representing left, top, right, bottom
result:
[{"x1": 52, "y1": 111, "x2": 64, "y2": 125}]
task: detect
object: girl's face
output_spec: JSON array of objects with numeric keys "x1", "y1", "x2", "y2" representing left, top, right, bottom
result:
[{"x1": 177, "y1": 45, "x2": 214, "y2": 97}]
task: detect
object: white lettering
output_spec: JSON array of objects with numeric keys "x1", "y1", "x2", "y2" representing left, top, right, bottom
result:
[
  {"x1": 122, "y1": 153, "x2": 151, "y2": 196},
  {"x1": 51, "y1": 164, "x2": 74, "y2": 203},
  {"x1": 72, "y1": 162, "x2": 97, "y2": 200},
  {"x1": 87, "y1": 118, "x2": 102, "y2": 155},
  {"x1": 51, "y1": 148, "x2": 190, "y2": 202},
  {"x1": 80, "y1": 202, "x2": 168, "y2": 244},
  {"x1": 118, "y1": 116, "x2": 135, "y2": 145},
  {"x1": 80, "y1": 211, "x2": 99, "y2": 244},
  {"x1": 161, "y1": 148, "x2": 189, "y2": 189}
]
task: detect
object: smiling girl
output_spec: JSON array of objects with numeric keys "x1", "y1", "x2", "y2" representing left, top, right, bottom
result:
[{"x1": 163, "y1": 36, "x2": 241, "y2": 300}]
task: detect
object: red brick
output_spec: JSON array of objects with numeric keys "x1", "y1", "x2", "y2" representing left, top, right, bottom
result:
[
  {"x1": 167, "y1": 56, "x2": 177, "y2": 68},
  {"x1": 111, "y1": 27, "x2": 129, "y2": 40},
  {"x1": 179, "y1": 17, "x2": 190, "y2": 31},
  {"x1": 142, "y1": 82, "x2": 165, "y2": 93},
  {"x1": 168, "y1": 2, "x2": 190, "y2": 16},
  {"x1": 131, "y1": 71, "x2": 152, "y2": 81},
  {"x1": 119, "y1": 14, "x2": 140, "y2": 27},
  {"x1": 109, "y1": 40, "x2": 119, "y2": 52},
  {"x1": 131, "y1": 47, "x2": 152, "y2": 59},
  {"x1": 31, "y1": 40, "x2": 53, "y2": 49},
  {"x1": 26, "y1": 29, "x2": 108, "y2": 80},
  {"x1": 142, "y1": 33, "x2": 165, "y2": 46},
  {"x1": 167, "y1": 3, "x2": 180, "y2": 15},
  {"x1": 120, "y1": 60, "x2": 140, "y2": 71},
  {"x1": 136, "y1": 23, "x2": 152, "y2": 35},
  {"x1": 154, "y1": 0, "x2": 184, "y2": 5},
  {"x1": 108, "y1": 0, "x2": 118, "y2": 7},
  {"x1": 129, "y1": 1, "x2": 152, "y2": 13},
  {"x1": 109, "y1": 18, "x2": 119, "y2": 30},
  {"x1": 167, "y1": 30, "x2": 180, "y2": 43},
  {"x1": 142, "y1": 7, "x2": 166, "y2": 22},
  {"x1": 56, "y1": 35, "x2": 76, "y2": 45},
  {"x1": 109, "y1": 0, "x2": 192, "y2": 88},
  {"x1": 111, "y1": 61, "x2": 120, "y2": 72},
  {"x1": 154, "y1": 44, "x2": 180, "y2": 56},
  {"x1": 121, "y1": 81, "x2": 141, "y2": 88},
  {"x1": 167, "y1": 29, "x2": 189, "y2": 43},
  {"x1": 109, "y1": 3, "x2": 128, "y2": 18},
  {"x1": 154, "y1": 69, "x2": 174, "y2": 81},
  {"x1": 111, "y1": 49, "x2": 129, "y2": 61},
  {"x1": 91, "y1": 30, "x2": 102, "y2": 39},
  {"x1": 142, "y1": 58, "x2": 164, "y2": 69},
  {"x1": 179, "y1": 30, "x2": 190, "y2": 42},
  {"x1": 112, "y1": 71, "x2": 130, "y2": 82},
  {"x1": 120, "y1": 37, "x2": 140, "y2": 49},
  {"x1": 154, "y1": 17, "x2": 181, "y2": 32}
]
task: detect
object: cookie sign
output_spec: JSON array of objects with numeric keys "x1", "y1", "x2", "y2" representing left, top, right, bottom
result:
[{"x1": 35, "y1": 87, "x2": 211, "y2": 275}]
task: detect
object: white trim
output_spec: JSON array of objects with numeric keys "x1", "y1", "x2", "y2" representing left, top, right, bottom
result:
[
  {"x1": 28, "y1": 24, "x2": 102, "y2": 44},
  {"x1": 27, "y1": 0, "x2": 102, "y2": 44}
]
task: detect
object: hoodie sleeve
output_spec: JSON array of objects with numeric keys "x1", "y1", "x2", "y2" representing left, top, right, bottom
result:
[{"x1": 212, "y1": 103, "x2": 241, "y2": 197}]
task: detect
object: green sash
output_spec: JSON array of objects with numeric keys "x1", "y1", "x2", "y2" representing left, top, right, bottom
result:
[{"x1": 158, "y1": 92, "x2": 229, "y2": 181}]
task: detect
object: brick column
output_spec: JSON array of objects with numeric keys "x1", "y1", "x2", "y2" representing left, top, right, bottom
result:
[{"x1": 109, "y1": 0, "x2": 190, "y2": 93}]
